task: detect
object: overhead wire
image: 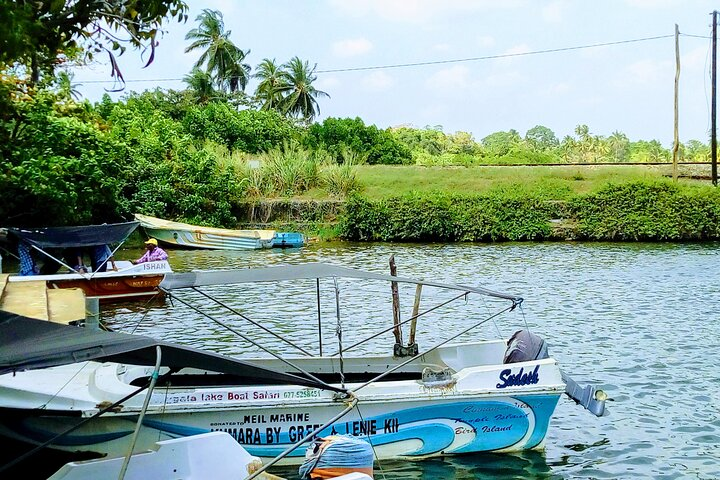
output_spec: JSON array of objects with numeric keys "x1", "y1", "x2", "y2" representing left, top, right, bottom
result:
[{"x1": 75, "y1": 32, "x2": 696, "y2": 85}]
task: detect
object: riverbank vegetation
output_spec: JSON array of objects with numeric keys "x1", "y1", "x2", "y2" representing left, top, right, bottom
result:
[{"x1": 1, "y1": 2, "x2": 718, "y2": 242}]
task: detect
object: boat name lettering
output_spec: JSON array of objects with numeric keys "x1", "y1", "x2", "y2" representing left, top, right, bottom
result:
[
  {"x1": 481, "y1": 424, "x2": 512, "y2": 433},
  {"x1": 383, "y1": 417, "x2": 399, "y2": 434},
  {"x1": 462, "y1": 405, "x2": 507, "y2": 414},
  {"x1": 495, "y1": 412, "x2": 528, "y2": 420},
  {"x1": 342, "y1": 420, "x2": 378, "y2": 436},
  {"x1": 161, "y1": 393, "x2": 197, "y2": 404},
  {"x1": 455, "y1": 426, "x2": 476, "y2": 435},
  {"x1": 253, "y1": 390, "x2": 280, "y2": 400},
  {"x1": 243, "y1": 415, "x2": 267, "y2": 423},
  {"x1": 269, "y1": 413, "x2": 310, "y2": 422},
  {"x1": 227, "y1": 392, "x2": 249, "y2": 400},
  {"x1": 496, "y1": 366, "x2": 540, "y2": 389},
  {"x1": 143, "y1": 262, "x2": 166, "y2": 270},
  {"x1": 283, "y1": 389, "x2": 322, "y2": 399},
  {"x1": 288, "y1": 424, "x2": 323, "y2": 442}
]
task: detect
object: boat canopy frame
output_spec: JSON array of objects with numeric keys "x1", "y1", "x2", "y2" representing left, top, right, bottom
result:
[
  {"x1": 7, "y1": 221, "x2": 140, "y2": 279},
  {"x1": 158, "y1": 262, "x2": 524, "y2": 378}
]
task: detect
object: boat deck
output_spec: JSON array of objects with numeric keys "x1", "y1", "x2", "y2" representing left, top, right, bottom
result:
[{"x1": 0, "y1": 274, "x2": 85, "y2": 324}]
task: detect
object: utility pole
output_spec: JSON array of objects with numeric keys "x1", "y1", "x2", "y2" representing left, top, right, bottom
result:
[
  {"x1": 673, "y1": 24, "x2": 680, "y2": 181},
  {"x1": 712, "y1": 11, "x2": 718, "y2": 185}
]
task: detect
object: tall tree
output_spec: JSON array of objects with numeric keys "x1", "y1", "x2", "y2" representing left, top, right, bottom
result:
[
  {"x1": 0, "y1": 0, "x2": 187, "y2": 84},
  {"x1": 254, "y1": 58, "x2": 287, "y2": 111},
  {"x1": 184, "y1": 9, "x2": 250, "y2": 92},
  {"x1": 55, "y1": 71, "x2": 82, "y2": 101},
  {"x1": 278, "y1": 57, "x2": 329, "y2": 121},
  {"x1": 183, "y1": 68, "x2": 217, "y2": 103}
]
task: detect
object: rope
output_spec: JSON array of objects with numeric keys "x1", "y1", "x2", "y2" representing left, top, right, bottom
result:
[
  {"x1": 244, "y1": 397, "x2": 359, "y2": 480},
  {"x1": 165, "y1": 291, "x2": 339, "y2": 391},
  {"x1": 355, "y1": 403, "x2": 386, "y2": 480},
  {"x1": 333, "y1": 277, "x2": 346, "y2": 389},
  {"x1": 191, "y1": 287, "x2": 313, "y2": 356},
  {"x1": 0, "y1": 368, "x2": 178, "y2": 474},
  {"x1": 351, "y1": 303, "x2": 517, "y2": 394},
  {"x1": 329, "y1": 291, "x2": 469, "y2": 356}
]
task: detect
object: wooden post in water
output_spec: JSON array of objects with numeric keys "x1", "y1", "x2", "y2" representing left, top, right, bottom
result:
[
  {"x1": 408, "y1": 284, "x2": 422, "y2": 355},
  {"x1": 672, "y1": 24, "x2": 680, "y2": 181},
  {"x1": 389, "y1": 255, "x2": 403, "y2": 350}
]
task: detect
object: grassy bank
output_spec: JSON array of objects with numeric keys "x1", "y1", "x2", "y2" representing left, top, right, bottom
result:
[
  {"x1": 337, "y1": 180, "x2": 720, "y2": 242},
  {"x1": 353, "y1": 164, "x2": 706, "y2": 199}
]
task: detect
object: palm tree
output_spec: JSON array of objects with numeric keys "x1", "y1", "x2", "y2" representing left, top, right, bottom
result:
[
  {"x1": 183, "y1": 68, "x2": 217, "y2": 103},
  {"x1": 184, "y1": 9, "x2": 250, "y2": 92},
  {"x1": 278, "y1": 57, "x2": 329, "y2": 121},
  {"x1": 254, "y1": 58, "x2": 287, "y2": 111},
  {"x1": 56, "y1": 71, "x2": 82, "y2": 100}
]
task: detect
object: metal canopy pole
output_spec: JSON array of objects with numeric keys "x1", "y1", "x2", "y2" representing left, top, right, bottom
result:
[{"x1": 317, "y1": 278, "x2": 323, "y2": 356}]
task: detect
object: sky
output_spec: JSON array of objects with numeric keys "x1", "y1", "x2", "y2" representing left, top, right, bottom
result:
[{"x1": 73, "y1": 0, "x2": 720, "y2": 146}]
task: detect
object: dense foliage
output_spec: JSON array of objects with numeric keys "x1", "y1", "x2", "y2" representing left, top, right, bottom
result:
[
  {"x1": 304, "y1": 117, "x2": 412, "y2": 165},
  {"x1": 0, "y1": 0, "x2": 187, "y2": 83},
  {"x1": 340, "y1": 181, "x2": 720, "y2": 242}
]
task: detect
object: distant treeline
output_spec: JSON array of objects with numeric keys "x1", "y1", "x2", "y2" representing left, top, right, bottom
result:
[{"x1": 0, "y1": 80, "x2": 714, "y2": 229}]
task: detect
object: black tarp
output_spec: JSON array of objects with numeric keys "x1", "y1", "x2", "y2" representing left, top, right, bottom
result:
[
  {"x1": 0, "y1": 311, "x2": 344, "y2": 392},
  {"x1": 7, "y1": 222, "x2": 139, "y2": 249}
]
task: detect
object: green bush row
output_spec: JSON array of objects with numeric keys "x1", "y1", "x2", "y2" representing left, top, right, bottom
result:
[{"x1": 339, "y1": 181, "x2": 720, "y2": 241}]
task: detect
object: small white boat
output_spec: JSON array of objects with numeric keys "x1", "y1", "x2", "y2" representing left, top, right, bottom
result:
[
  {"x1": 48, "y1": 431, "x2": 372, "y2": 480},
  {"x1": 135, "y1": 214, "x2": 278, "y2": 250},
  {"x1": 6, "y1": 222, "x2": 172, "y2": 303},
  {"x1": 0, "y1": 263, "x2": 606, "y2": 473}
]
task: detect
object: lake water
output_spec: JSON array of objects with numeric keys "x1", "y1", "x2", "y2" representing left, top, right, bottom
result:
[{"x1": 104, "y1": 241, "x2": 720, "y2": 479}]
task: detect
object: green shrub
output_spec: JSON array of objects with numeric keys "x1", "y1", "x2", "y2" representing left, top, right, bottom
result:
[
  {"x1": 339, "y1": 192, "x2": 554, "y2": 241},
  {"x1": 303, "y1": 117, "x2": 411, "y2": 165},
  {"x1": 570, "y1": 181, "x2": 720, "y2": 240}
]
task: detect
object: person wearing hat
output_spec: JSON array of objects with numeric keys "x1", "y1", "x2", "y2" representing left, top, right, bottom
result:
[{"x1": 133, "y1": 238, "x2": 168, "y2": 264}]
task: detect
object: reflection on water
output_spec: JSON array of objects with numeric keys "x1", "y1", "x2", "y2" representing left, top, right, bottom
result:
[{"x1": 105, "y1": 242, "x2": 720, "y2": 480}]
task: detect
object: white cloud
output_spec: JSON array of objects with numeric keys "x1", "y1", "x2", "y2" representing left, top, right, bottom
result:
[
  {"x1": 546, "y1": 82, "x2": 571, "y2": 95},
  {"x1": 682, "y1": 45, "x2": 709, "y2": 72},
  {"x1": 362, "y1": 71, "x2": 395, "y2": 91},
  {"x1": 432, "y1": 43, "x2": 453, "y2": 53},
  {"x1": 617, "y1": 59, "x2": 672, "y2": 86},
  {"x1": 484, "y1": 71, "x2": 523, "y2": 88},
  {"x1": 495, "y1": 44, "x2": 532, "y2": 65},
  {"x1": 476, "y1": 36, "x2": 495, "y2": 48},
  {"x1": 624, "y1": 0, "x2": 684, "y2": 7},
  {"x1": 328, "y1": 0, "x2": 525, "y2": 24},
  {"x1": 541, "y1": 1, "x2": 565, "y2": 23},
  {"x1": 425, "y1": 65, "x2": 471, "y2": 91},
  {"x1": 316, "y1": 76, "x2": 341, "y2": 91},
  {"x1": 332, "y1": 38, "x2": 373, "y2": 57}
]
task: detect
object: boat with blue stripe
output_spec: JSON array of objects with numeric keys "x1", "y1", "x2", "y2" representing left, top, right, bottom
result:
[{"x1": 0, "y1": 263, "x2": 606, "y2": 471}]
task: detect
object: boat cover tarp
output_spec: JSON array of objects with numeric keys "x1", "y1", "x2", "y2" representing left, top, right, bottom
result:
[
  {"x1": 0, "y1": 310, "x2": 344, "y2": 392},
  {"x1": 160, "y1": 262, "x2": 523, "y2": 303},
  {"x1": 7, "y1": 222, "x2": 139, "y2": 249}
]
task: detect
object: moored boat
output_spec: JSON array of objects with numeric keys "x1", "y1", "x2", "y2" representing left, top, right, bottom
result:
[
  {"x1": 5, "y1": 222, "x2": 171, "y2": 303},
  {"x1": 136, "y1": 213, "x2": 293, "y2": 250},
  {"x1": 0, "y1": 263, "x2": 606, "y2": 473}
]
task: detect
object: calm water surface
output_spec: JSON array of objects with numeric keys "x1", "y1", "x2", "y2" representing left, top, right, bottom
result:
[{"x1": 106, "y1": 242, "x2": 720, "y2": 479}]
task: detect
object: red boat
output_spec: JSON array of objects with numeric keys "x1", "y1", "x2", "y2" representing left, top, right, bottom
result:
[{"x1": 5, "y1": 222, "x2": 172, "y2": 303}]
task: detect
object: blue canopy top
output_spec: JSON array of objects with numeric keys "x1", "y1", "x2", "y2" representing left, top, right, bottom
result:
[{"x1": 8, "y1": 222, "x2": 139, "y2": 249}]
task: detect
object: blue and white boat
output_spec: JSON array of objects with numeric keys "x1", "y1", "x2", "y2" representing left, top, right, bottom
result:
[
  {"x1": 135, "y1": 214, "x2": 305, "y2": 250},
  {"x1": 0, "y1": 264, "x2": 605, "y2": 470}
]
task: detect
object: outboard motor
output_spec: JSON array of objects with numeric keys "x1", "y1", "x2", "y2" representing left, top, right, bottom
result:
[
  {"x1": 503, "y1": 329, "x2": 549, "y2": 363},
  {"x1": 503, "y1": 329, "x2": 608, "y2": 417}
]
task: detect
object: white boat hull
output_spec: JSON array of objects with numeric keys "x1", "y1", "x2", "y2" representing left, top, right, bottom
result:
[{"x1": 0, "y1": 342, "x2": 564, "y2": 464}]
